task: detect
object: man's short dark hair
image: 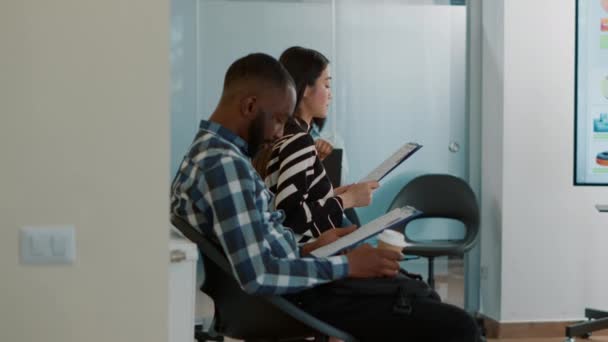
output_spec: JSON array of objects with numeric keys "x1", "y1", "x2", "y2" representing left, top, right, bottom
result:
[{"x1": 224, "y1": 53, "x2": 295, "y2": 92}]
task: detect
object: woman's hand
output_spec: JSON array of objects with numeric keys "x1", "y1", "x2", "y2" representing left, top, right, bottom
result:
[
  {"x1": 337, "y1": 181, "x2": 380, "y2": 208},
  {"x1": 314, "y1": 139, "x2": 334, "y2": 161},
  {"x1": 334, "y1": 184, "x2": 352, "y2": 196}
]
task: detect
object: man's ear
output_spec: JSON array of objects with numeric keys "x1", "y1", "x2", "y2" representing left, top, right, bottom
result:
[{"x1": 240, "y1": 95, "x2": 258, "y2": 120}]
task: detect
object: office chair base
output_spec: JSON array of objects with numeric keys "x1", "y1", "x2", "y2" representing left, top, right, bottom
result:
[
  {"x1": 427, "y1": 256, "x2": 435, "y2": 289},
  {"x1": 565, "y1": 308, "x2": 608, "y2": 340}
]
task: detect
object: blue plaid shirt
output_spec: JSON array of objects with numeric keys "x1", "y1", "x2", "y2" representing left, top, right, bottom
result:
[{"x1": 171, "y1": 120, "x2": 349, "y2": 295}]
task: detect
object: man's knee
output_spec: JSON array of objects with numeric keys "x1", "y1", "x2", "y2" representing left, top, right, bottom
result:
[
  {"x1": 422, "y1": 301, "x2": 480, "y2": 341},
  {"x1": 451, "y1": 306, "x2": 481, "y2": 341}
]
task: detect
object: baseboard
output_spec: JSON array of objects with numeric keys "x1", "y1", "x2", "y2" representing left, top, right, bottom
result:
[{"x1": 480, "y1": 314, "x2": 608, "y2": 338}]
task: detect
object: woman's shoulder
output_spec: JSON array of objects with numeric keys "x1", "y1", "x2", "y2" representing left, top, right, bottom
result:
[
  {"x1": 273, "y1": 132, "x2": 315, "y2": 155},
  {"x1": 265, "y1": 132, "x2": 316, "y2": 183}
]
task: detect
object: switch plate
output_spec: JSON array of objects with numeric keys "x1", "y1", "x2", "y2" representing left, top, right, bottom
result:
[{"x1": 20, "y1": 225, "x2": 76, "y2": 265}]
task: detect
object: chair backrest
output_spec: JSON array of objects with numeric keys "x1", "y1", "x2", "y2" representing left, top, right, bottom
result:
[
  {"x1": 344, "y1": 208, "x2": 361, "y2": 227},
  {"x1": 387, "y1": 174, "x2": 480, "y2": 253},
  {"x1": 322, "y1": 148, "x2": 343, "y2": 188},
  {"x1": 170, "y1": 215, "x2": 356, "y2": 341}
]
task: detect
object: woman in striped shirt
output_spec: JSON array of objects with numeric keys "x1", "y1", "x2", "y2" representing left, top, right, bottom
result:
[{"x1": 262, "y1": 46, "x2": 379, "y2": 242}]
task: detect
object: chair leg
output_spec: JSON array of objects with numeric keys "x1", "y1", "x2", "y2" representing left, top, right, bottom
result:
[
  {"x1": 195, "y1": 329, "x2": 224, "y2": 342},
  {"x1": 427, "y1": 256, "x2": 435, "y2": 290},
  {"x1": 195, "y1": 316, "x2": 224, "y2": 342}
]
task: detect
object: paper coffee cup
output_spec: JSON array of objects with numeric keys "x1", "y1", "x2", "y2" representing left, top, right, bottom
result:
[{"x1": 377, "y1": 230, "x2": 407, "y2": 253}]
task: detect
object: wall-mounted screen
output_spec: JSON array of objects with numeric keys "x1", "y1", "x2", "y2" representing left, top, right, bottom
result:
[{"x1": 575, "y1": 0, "x2": 608, "y2": 185}]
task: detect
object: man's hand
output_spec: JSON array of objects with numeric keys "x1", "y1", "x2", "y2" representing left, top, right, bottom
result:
[
  {"x1": 315, "y1": 139, "x2": 334, "y2": 161},
  {"x1": 346, "y1": 244, "x2": 401, "y2": 278},
  {"x1": 315, "y1": 226, "x2": 356, "y2": 248},
  {"x1": 301, "y1": 226, "x2": 357, "y2": 256}
]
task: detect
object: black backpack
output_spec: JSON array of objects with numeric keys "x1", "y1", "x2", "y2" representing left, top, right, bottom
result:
[{"x1": 321, "y1": 269, "x2": 441, "y2": 316}]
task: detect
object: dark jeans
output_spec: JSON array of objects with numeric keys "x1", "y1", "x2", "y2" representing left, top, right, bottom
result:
[{"x1": 286, "y1": 285, "x2": 480, "y2": 342}]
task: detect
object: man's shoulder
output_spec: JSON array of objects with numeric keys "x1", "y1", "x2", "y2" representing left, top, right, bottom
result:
[{"x1": 189, "y1": 132, "x2": 251, "y2": 171}]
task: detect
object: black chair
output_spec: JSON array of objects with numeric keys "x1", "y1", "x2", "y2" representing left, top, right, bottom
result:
[
  {"x1": 170, "y1": 215, "x2": 358, "y2": 342},
  {"x1": 343, "y1": 208, "x2": 361, "y2": 227},
  {"x1": 386, "y1": 174, "x2": 479, "y2": 289},
  {"x1": 322, "y1": 148, "x2": 343, "y2": 188},
  {"x1": 321, "y1": 148, "x2": 360, "y2": 228}
]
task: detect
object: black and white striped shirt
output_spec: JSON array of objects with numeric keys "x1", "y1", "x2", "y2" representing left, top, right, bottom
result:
[{"x1": 265, "y1": 118, "x2": 344, "y2": 242}]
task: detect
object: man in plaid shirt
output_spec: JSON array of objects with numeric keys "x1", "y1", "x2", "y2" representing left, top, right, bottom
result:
[
  {"x1": 171, "y1": 53, "x2": 480, "y2": 341},
  {"x1": 171, "y1": 52, "x2": 399, "y2": 294}
]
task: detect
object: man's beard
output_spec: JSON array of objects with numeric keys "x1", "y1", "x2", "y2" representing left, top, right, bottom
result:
[{"x1": 248, "y1": 111, "x2": 270, "y2": 157}]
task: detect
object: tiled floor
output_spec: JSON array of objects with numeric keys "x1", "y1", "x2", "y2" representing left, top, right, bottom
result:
[
  {"x1": 490, "y1": 338, "x2": 608, "y2": 342},
  {"x1": 222, "y1": 335, "x2": 608, "y2": 341}
]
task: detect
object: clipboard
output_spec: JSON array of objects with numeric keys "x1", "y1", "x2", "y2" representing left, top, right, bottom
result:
[
  {"x1": 359, "y1": 142, "x2": 422, "y2": 183},
  {"x1": 310, "y1": 206, "x2": 421, "y2": 258}
]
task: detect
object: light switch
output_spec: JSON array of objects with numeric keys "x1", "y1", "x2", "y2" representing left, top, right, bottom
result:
[
  {"x1": 28, "y1": 235, "x2": 47, "y2": 256},
  {"x1": 20, "y1": 225, "x2": 76, "y2": 265},
  {"x1": 51, "y1": 236, "x2": 66, "y2": 256}
]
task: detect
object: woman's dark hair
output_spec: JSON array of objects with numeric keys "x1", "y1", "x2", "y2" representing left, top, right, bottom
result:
[{"x1": 279, "y1": 46, "x2": 329, "y2": 131}]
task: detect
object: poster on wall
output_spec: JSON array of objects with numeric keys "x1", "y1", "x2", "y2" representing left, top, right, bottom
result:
[{"x1": 575, "y1": 0, "x2": 608, "y2": 185}]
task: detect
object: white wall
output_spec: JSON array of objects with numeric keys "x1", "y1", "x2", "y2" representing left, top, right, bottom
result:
[
  {"x1": 481, "y1": 0, "x2": 608, "y2": 322},
  {"x1": 0, "y1": 1, "x2": 170, "y2": 341}
]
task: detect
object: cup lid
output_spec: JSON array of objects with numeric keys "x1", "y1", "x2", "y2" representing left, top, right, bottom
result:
[{"x1": 378, "y1": 229, "x2": 407, "y2": 247}]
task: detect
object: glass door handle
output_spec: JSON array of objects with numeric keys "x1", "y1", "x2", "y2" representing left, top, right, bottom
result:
[{"x1": 449, "y1": 141, "x2": 460, "y2": 153}]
